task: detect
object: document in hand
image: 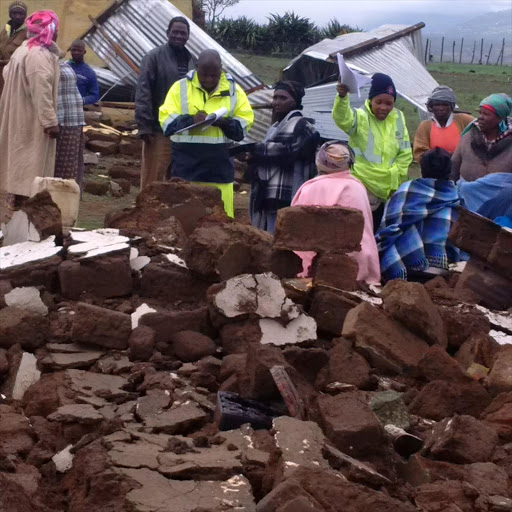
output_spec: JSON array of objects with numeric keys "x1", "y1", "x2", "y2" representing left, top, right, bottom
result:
[
  {"x1": 336, "y1": 54, "x2": 372, "y2": 98},
  {"x1": 173, "y1": 106, "x2": 228, "y2": 134}
]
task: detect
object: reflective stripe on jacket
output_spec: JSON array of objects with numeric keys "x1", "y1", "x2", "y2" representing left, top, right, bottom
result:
[
  {"x1": 332, "y1": 94, "x2": 412, "y2": 200},
  {"x1": 159, "y1": 70, "x2": 254, "y2": 144}
]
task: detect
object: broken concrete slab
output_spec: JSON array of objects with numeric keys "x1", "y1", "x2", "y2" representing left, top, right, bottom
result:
[
  {"x1": 274, "y1": 206, "x2": 364, "y2": 253},
  {"x1": 41, "y1": 350, "x2": 104, "y2": 371},
  {"x1": 71, "y1": 303, "x2": 131, "y2": 350},
  {"x1": 131, "y1": 303, "x2": 157, "y2": 330},
  {"x1": 143, "y1": 402, "x2": 208, "y2": 435},
  {"x1": 1, "y1": 352, "x2": 41, "y2": 401},
  {"x1": 47, "y1": 404, "x2": 104, "y2": 424},
  {"x1": 52, "y1": 444, "x2": 74, "y2": 473},
  {"x1": 0, "y1": 237, "x2": 62, "y2": 271},
  {"x1": 4, "y1": 287, "x2": 48, "y2": 316},
  {"x1": 259, "y1": 315, "x2": 317, "y2": 347},
  {"x1": 342, "y1": 302, "x2": 430, "y2": 374}
]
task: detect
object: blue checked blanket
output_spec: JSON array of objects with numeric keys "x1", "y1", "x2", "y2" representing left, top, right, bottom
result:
[{"x1": 375, "y1": 178, "x2": 461, "y2": 281}]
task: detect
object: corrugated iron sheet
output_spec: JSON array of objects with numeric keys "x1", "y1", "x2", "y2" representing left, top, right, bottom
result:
[{"x1": 83, "y1": 0, "x2": 264, "y2": 92}]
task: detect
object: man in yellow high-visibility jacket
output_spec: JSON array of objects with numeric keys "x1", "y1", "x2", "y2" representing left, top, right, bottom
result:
[{"x1": 159, "y1": 49, "x2": 254, "y2": 217}]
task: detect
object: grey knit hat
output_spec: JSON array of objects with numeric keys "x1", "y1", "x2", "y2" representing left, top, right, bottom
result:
[{"x1": 427, "y1": 85, "x2": 456, "y2": 109}]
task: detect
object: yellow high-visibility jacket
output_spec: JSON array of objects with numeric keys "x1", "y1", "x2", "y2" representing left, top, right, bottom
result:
[
  {"x1": 332, "y1": 94, "x2": 412, "y2": 201},
  {"x1": 158, "y1": 70, "x2": 254, "y2": 184}
]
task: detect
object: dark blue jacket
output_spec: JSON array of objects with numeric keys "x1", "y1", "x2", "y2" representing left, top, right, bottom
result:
[{"x1": 68, "y1": 60, "x2": 99, "y2": 105}]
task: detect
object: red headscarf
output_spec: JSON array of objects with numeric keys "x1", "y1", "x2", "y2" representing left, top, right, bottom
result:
[{"x1": 26, "y1": 10, "x2": 58, "y2": 49}]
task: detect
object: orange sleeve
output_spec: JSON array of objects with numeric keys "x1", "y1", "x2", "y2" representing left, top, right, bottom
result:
[{"x1": 413, "y1": 120, "x2": 432, "y2": 164}]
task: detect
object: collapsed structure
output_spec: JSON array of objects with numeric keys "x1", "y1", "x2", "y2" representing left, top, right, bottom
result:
[{"x1": 0, "y1": 181, "x2": 511, "y2": 511}]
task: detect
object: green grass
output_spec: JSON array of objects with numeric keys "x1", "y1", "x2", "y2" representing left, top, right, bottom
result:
[
  {"x1": 232, "y1": 52, "x2": 290, "y2": 84},
  {"x1": 426, "y1": 62, "x2": 511, "y2": 76}
]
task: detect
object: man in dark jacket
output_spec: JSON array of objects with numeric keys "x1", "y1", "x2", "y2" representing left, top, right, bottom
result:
[
  {"x1": 0, "y1": 1, "x2": 27, "y2": 97},
  {"x1": 68, "y1": 39, "x2": 99, "y2": 106},
  {"x1": 135, "y1": 16, "x2": 194, "y2": 189}
]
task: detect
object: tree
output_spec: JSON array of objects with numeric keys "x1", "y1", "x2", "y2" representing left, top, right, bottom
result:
[{"x1": 198, "y1": 0, "x2": 240, "y2": 29}]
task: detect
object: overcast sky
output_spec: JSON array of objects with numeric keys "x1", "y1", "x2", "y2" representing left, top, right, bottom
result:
[{"x1": 222, "y1": 1, "x2": 511, "y2": 30}]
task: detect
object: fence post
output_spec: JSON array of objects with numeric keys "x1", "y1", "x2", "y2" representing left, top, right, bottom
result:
[
  {"x1": 500, "y1": 38, "x2": 505, "y2": 66},
  {"x1": 459, "y1": 37, "x2": 464, "y2": 64},
  {"x1": 471, "y1": 41, "x2": 476, "y2": 64},
  {"x1": 479, "y1": 38, "x2": 484, "y2": 64},
  {"x1": 424, "y1": 38, "x2": 429, "y2": 64},
  {"x1": 452, "y1": 41, "x2": 456, "y2": 62},
  {"x1": 486, "y1": 43, "x2": 493, "y2": 65},
  {"x1": 440, "y1": 36, "x2": 444, "y2": 62}
]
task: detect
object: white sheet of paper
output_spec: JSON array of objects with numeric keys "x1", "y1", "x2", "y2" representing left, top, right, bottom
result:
[{"x1": 337, "y1": 53, "x2": 372, "y2": 98}]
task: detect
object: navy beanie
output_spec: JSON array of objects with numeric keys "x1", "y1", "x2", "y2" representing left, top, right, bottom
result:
[{"x1": 369, "y1": 73, "x2": 396, "y2": 100}]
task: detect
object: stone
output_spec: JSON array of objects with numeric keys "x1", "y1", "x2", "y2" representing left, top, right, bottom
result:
[
  {"x1": 481, "y1": 392, "x2": 512, "y2": 441},
  {"x1": 140, "y1": 307, "x2": 213, "y2": 343},
  {"x1": 135, "y1": 390, "x2": 172, "y2": 422},
  {"x1": 317, "y1": 391, "x2": 384, "y2": 458},
  {"x1": 272, "y1": 416, "x2": 330, "y2": 483},
  {"x1": 119, "y1": 138, "x2": 142, "y2": 156},
  {"x1": 487, "y1": 346, "x2": 512, "y2": 395},
  {"x1": 465, "y1": 462, "x2": 510, "y2": 497},
  {"x1": 4, "y1": 287, "x2": 48, "y2": 316},
  {"x1": 118, "y1": 468, "x2": 256, "y2": 512},
  {"x1": 107, "y1": 164, "x2": 140, "y2": 187},
  {"x1": 369, "y1": 390, "x2": 410, "y2": 429},
  {"x1": 47, "y1": 404, "x2": 104, "y2": 424},
  {"x1": 256, "y1": 467, "x2": 416, "y2": 512},
  {"x1": 0, "y1": 280, "x2": 13, "y2": 307},
  {"x1": 140, "y1": 263, "x2": 210, "y2": 305},
  {"x1": 238, "y1": 344, "x2": 287, "y2": 401},
  {"x1": 184, "y1": 222, "x2": 274, "y2": 279},
  {"x1": 448, "y1": 207, "x2": 501, "y2": 261},
  {"x1": 342, "y1": 302, "x2": 430, "y2": 374},
  {"x1": 129, "y1": 325, "x2": 155, "y2": 362},
  {"x1": 86, "y1": 140, "x2": 119, "y2": 155},
  {"x1": 456, "y1": 258, "x2": 512, "y2": 310},
  {"x1": 83, "y1": 150, "x2": 99, "y2": 165},
  {"x1": 42, "y1": 351, "x2": 104, "y2": 371},
  {"x1": 108, "y1": 439, "x2": 163, "y2": 470},
  {"x1": 219, "y1": 320, "x2": 262, "y2": 355},
  {"x1": 439, "y1": 305, "x2": 490, "y2": 350},
  {"x1": 143, "y1": 402, "x2": 208, "y2": 434},
  {"x1": 274, "y1": 206, "x2": 364, "y2": 253},
  {"x1": 418, "y1": 345, "x2": 470, "y2": 383},
  {"x1": 488, "y1": 228, "x2": 512, "y2": 279},
  {"x1": 324, "y1": 338, "x2": 372, "y2": 390},
  {"x1": 311, "y1": 253, "x2": 359, "y2": 291},
  {"x1": 425, "y1": 415, "x2": 499, "y2": 464},
  {"x1": 171, "y1": 331, "x2": 217, "y2": 362},
  {"x1": 112, "y1": 178, "x2": 131, "y2": 194},
  {"x1": 408, "y1": 379, "x2": 492, "y2": 420},
  {"x1": 456, "y1": 333, "x2": 500, "y2": 371},
  {"x1": 283, "y1": 347, "x2": 329, "y2": 385},
  {"x1": 85, "y1": 127, "x2": 121, "y2": 144},
  {"x1": 0, "y1": 307, "x2": 49, "y2": 351},
  {"x1": 71, "y1": 303, "x2": 131, "y2": 350},
  {"x1": 59, "y1": 253, "x2": 133, "y2": 300},
  {"x1": 414, "y1": 481, "x2": 476, "y2": 512},
  {"x1": 158, "y1": 444, "x2": 244, "y2": 480},
  {"x1": 309, "y1": 291, "x2": 358, "y2": 336},
  {"x1": 83, "y1": 181, "x2": 110, "y2": 196},
  {"x1": 105, "y1": 180, "x2": 226, "y2": 235},
  {"x1": 0, "y1": 407, "x2": 35, "y2": 456},
  {"x1": 381, "y1": 280, "x2": 447, "y2": 347}
]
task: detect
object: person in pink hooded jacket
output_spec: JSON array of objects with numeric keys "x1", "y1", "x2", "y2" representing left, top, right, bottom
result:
[{"x1": 291, "y1": 140, "x2": 381, "y2": 284}]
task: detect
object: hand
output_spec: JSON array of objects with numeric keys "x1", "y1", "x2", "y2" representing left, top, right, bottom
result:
[
  {"x1": 337, "y1": 79, "x2": 350, "y2": 98},
  {"x1": 193, "y1": 111, "x2": 207, "y2": 124},
  {"x1": 44, "y1": 125, "x2": 59, "y2": 139},
  {"x1": 212, "y1": 117, "x2": 226, "y2": 128},
  {"x1": 140, "y1": 133, "x2": 154, "y2": 144}
]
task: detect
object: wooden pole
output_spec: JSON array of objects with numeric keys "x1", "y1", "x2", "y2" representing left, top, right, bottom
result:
[
  {"x1": 486, "y1": 44, "x2": 493, "y2": 65},
  {"x1": 459, "y1": 37, "x2": 464, "y2": 63},
  {"x1": 496, "y1": 47, "x2": 503, "y2": 66},
  {"x1": 452, "y1": 41, "x2": 456, "y2": 63},
  {"x1": 500, "y1": 38, "x2": 505, "y2": 66},
  {"x1": 471, "y1": 40, "x2": 476, "y2": 64},
  {"x1": 440, "y1": 36, "x2": 444, "y2": 62},
  {"x1": 88, "y1": 15, "x2": 140, "y2": 74},
  {"x1": 479, "y1": 38, "x2": 484, "y2": 64},
  {"x1": 424, "y1": 38, "x2": 429, "y2": 64}
]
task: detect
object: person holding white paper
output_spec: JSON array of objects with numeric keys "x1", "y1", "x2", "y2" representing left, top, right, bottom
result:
[
  {"x1": 332, "y1": 72, "x2": 413, "y2": 228},
  {"x1": 159, "y1": 49, "x2": 254, "y2": 217}
]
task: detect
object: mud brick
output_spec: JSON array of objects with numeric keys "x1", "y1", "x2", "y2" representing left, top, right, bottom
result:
[
  {"x1": 487, "y1": 228, "x2": 512, "y2": 279},
  {"x1": 311, "y1": 253, "x2": 358, "y2": 291},
  {"x1": 309, "y1": 290, "x2": 358, "y2": 336},
  {"x1": 274, "y1": 206, "x2": 364, "y2": 252}
]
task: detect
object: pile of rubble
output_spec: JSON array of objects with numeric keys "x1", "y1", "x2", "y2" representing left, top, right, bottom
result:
[{"x1": 0, "y1": 180, "x2": 511, "y2": 512}]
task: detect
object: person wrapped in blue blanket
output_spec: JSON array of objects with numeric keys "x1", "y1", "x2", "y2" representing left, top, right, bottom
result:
[{"x1": 375, "y1": 147, "x2": 460, "y2": 281}]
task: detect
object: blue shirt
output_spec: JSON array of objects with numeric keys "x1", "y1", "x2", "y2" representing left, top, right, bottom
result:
[{"x1": 68, "y1": 60, "x2": 99, "y2": 105}]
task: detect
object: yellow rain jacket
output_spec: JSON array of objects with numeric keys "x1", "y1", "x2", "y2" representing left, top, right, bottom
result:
[{"x1": 332, "y1": 94, "x2": 412, "y2": 200}]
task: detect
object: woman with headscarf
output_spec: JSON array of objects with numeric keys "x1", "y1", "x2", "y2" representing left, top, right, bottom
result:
[
  {"x1": 248, "y1": 80, "x2": 320, "y2": 233},
  {"x1": 376, "y1": 148, "x2": 460, "y2": 282},
  {"x1": 451, "y1": 93, "x2": 512, "y2": 213},
  {"x1": 413, "y1": 85, "x2": 474, "y2": 163},
  {"x1": 332, "y1": 73, "x2": 413, "y2": 228},
  {"x1": 0, "y1": 10, "x2": 60, "y2": 209},
  {"x1": 291, "y1": 140, "x2": 381, "y2": 284}
]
